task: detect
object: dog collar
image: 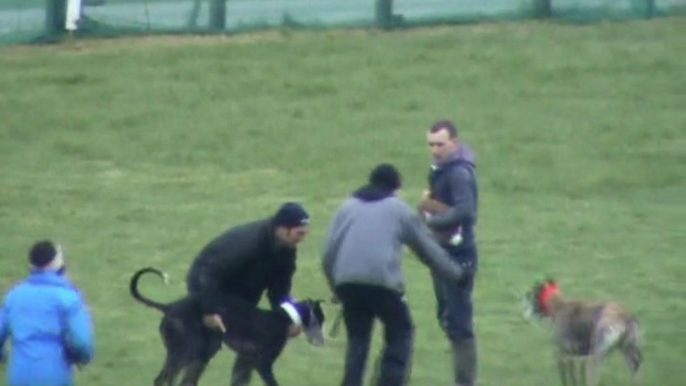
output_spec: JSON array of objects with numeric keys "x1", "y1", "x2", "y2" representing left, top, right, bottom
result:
[
  {"x1": 539, "y1": 283, "x2": 561, "y2": 316},
  {"x1": 280, "y1": 302, "x2": 302, "y2": 327}
]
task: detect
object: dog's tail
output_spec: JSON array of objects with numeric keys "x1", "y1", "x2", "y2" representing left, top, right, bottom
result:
[
  {"x1": 129, "y1": 267, "x2": 171, "y2": 312},
  {"x1": 625, "y1": 316, "x2": 642, "y2": 355}
]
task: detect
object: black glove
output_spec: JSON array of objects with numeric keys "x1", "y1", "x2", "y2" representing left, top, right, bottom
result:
[{"x1": 65, "y1": 344, "x2": 87, "y2": 366}]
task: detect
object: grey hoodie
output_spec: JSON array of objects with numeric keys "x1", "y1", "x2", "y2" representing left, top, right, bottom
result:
[{"x1": 322, "y1": 191, "x2": 465, "y2": 294}]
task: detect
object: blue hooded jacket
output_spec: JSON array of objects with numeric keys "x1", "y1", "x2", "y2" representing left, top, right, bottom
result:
[
  {"x1": 426, "y1": 143, "x2": 479, "y2": 256},
  {"x1": 0, "y1": 271, "x2": 95, "y2": 386}
]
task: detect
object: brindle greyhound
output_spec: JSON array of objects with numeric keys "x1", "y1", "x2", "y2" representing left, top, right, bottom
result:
[{"x1": 520, "y1": 279, "x2": 642, "y2": 386}]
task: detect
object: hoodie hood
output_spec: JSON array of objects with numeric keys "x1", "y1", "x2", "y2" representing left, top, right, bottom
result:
[
  {"x1": 353, "y1": 163, "x2": 402, "y2": 202},
  {"x1": 352, "y1": 184, "x2": 396, "y2": 202}
]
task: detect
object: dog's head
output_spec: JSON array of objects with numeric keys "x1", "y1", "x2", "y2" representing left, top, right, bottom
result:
[
  {"x1": 300, "y1": 299, "x2": 326, "y2": 346},
  {"x1": 519, "y1": 278, "x2": 561, "y2": 320},
  {"x1": 282, "y1": 299, "x2": 327, "y2": 347}
]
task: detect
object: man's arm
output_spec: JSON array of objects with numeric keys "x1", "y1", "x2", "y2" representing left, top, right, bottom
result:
[
  {"x1": 194, "y1": 266, "x2": 236, "y2": 315},
  {"x1": 0, "y1": 300, "x2": 9, "y2": 363},
  {"x1": 403, "y1": 211, "x2": 465, "y2": 282},
  {"x1": 63, "y1": 294, "x2": 95, "y2": 366},
  {"x1": 267, "y1": 256, "x2": 296, "y2": 310},
  {"x1": 426, "y1": 167, "x2": 476, "y2": 232},
  {"x1": 321, "y1": 210, "x2": 347, "y2": 293},
  {"x1": 193, "y1": 233, "x2": 257, "y2": 314}
]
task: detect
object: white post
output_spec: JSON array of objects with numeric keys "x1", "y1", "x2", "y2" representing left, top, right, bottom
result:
[{"x1": 65, "y1": 0, "x2": 82, "y2": 32}]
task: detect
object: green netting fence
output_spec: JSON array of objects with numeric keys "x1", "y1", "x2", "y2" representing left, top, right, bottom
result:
[{"x1": 1, "y1": 0, "x2": 685, "y2": 45}]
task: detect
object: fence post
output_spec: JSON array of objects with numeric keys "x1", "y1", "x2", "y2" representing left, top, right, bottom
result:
[
  {"x1": 533, "y1": 0, "x2": 552, "y2": 18},
  {"x1": 375, "y1": 0, "x2": 393, "y2": 29},
  {"x1": 45, "y1": 0, "x2": 67, "y2": 37},
  {"x1": 645, "y1": 0, "x2": 655, "y2": 19},
  {"x1": 209, "y1": 0, "x2": 226, "y2": 31}
]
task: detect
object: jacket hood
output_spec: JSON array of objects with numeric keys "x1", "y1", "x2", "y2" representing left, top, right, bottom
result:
[{"x1": 352, "y1": 184, "x2": 396, "y2": 202}]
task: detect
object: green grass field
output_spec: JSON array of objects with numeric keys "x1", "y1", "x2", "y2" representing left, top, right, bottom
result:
[{"x1": 1, "y1": 17, "x2": 685, "y2": 386}]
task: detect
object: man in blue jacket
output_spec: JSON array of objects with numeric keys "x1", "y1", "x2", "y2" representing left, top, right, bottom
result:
[
  {"x1": 419, "y1": 120, "x2": 479, "y2": 386},
  {"x1": 0, "y1": 240, "x2": 95, "y2": 386}
]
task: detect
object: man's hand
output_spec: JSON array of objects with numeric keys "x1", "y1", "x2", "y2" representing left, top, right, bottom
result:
[
  {"x1": 203, "y1": 314, "x2": 227, "y2": 333},
  {"x1": 288, "y1": 325, "x2": 302, "y2": 338}
]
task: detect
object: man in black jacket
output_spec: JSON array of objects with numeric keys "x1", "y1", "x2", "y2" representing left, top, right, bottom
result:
[{"x1": 185, "y1": 202, "x2": 310, "y2": 386}]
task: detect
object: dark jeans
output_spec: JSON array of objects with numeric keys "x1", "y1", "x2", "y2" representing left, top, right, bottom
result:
[
  {"x1": 431, "y1": 247, "x2": 478, "y2": 342},
  {"x1": 335, "y1": 283, "x2": 415, "y2": 386}
]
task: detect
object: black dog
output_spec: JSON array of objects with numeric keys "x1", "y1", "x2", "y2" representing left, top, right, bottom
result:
[{"x1": 130, "y1": 267, "x2": 326, "y2": 386}]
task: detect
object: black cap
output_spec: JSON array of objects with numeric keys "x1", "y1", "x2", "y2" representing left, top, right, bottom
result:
[
  {"x1": 369, "y1": 163, "x2": 402, "y2": 191},
  {"x1": 29, "y1": 240, "x2": 58, "y2": 268},
  {"x1": 273, "y1": 202, "x2": 310, "y2": 228}
]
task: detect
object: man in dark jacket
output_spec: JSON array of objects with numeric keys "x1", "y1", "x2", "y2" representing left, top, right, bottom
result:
[
  {"x1": 419, "y1": 120, "x2": 479, "y2": 386},
  {"x1": 186, "y1": 202, "x2": 310, "y2": 386},
  {"x1": 323, "y1": 164, "x2": 466, "y2": 386}
]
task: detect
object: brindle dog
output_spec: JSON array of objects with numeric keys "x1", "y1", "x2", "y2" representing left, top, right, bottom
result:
[{"x1": 520, "y1": 279, "x2": 642, "y2": 386}]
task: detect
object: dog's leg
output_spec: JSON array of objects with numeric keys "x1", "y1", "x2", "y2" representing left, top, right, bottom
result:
[
  {"x1": 178, "y1": 360, "x2": 208, "y2": 386},
  {"x1": 255, "y1": 360, "x2": 279, "y2": 386},
  {"x1": 556, "y1": 355, "x2": 570, "y2": 386},
  {"x1": 156, "y1": 319, "x2": 187, "y2": 386},
  {"x1": 584, "y1": 355, "x2": 600, "y2": 386},
  {"x1": 230, "y1": 355, "x2": 255, "y2": 386},
  {"x1": 153, "y1": 347, "x2": 171, "y2": 386},
  {"x1": 154, "y1": 364, "x2": 171, "y2": 386},
  {"x1": 155, "y1": 354, "x2": 186, "y2": 386},
  {"x1": 560, "y1": 356, "x2": 589, "y2": 386}
]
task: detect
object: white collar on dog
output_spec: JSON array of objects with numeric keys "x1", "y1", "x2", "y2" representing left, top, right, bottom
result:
[{"x1": 280, "y1": 302, "x2": 302, "y2": 327}]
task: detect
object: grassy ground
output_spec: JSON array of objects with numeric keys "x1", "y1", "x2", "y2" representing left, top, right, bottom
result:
[{"x1": 1, "y1": 17, "x2": 685, "y2": 386}]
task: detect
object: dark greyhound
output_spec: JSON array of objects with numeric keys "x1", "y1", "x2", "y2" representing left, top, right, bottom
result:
[{"x1": 130, "y1": 267, "x2": 326, "y2": 386}]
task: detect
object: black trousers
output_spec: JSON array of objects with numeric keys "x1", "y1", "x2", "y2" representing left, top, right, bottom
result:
[{"x1": 335, "y1": 283, "x2": 415, "y2": 386}]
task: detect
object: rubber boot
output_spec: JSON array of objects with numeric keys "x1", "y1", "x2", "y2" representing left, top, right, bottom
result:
[{"x1": 451, "y1": 339, "x2": 477, "y2": 386}]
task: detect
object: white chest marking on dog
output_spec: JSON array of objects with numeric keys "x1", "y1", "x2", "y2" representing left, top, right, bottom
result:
[
  {"x1": 599, "y1": 324, "x2": 624, "y2": 353},
  {"x1": 280, "y1": 302, "x2": 302, "y2": 327}
]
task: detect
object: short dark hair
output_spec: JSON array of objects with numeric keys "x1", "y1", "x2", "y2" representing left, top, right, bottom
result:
[
  {"x1": 429, "y1": 120, "x2": 458, "y2": 138},
  {"x1": 29, "y1": 240, "x2": 57, "y2": 268},
  {"x1": 369, "y1": 163, "x2": 401, "y2": 191}
]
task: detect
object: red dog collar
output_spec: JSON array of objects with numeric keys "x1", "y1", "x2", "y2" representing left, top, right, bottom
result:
[{"x1": 539, "y1": 283, "x2": 561, "y2": 316}]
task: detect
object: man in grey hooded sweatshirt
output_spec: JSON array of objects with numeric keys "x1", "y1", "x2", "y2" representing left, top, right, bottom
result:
[{"x1": 322, "y1": 163, "x2": 466, "y2": 386}]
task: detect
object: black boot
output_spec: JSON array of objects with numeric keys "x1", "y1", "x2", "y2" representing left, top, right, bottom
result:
[{"x1": 451, "y1": 339, "x2": 478, "y2": 386}]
